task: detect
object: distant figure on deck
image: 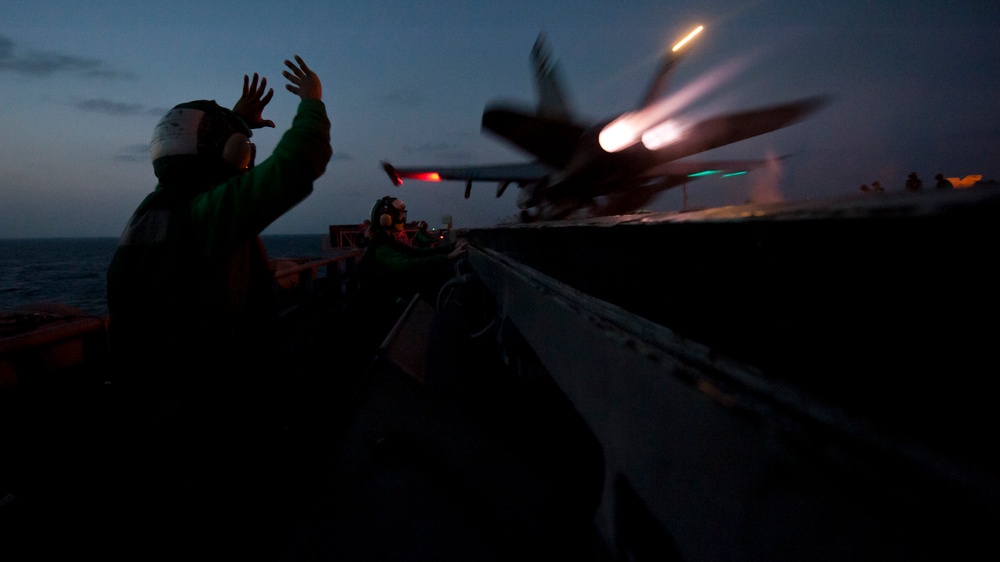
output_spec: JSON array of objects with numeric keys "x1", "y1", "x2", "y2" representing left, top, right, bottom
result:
[
  {"x1": 356, "y1": 219, "x2": 371, "y2": 247},
  {"x1": 860, "y1": 183, "x2": 871, "y2": 193},
  {"x1": 935, "y1": 173, "x2": 953, "y2": 189},
  {"x1": 413, "y1": 220, "x2": 436, "y2": 248},
  {"x1": 905, "y1": 172, "x2": 923, "y2": 192},
  {"x1": 872, "y1": 180, "x2": 884, "y2": 193},
  {"x1": 357, "y1": 196, "x2": 466, "y2": 342},
  {"x1": 104, "y1": 55, "x2": 331, "y2": 559},
  {"x1": 395, "y1": 227, "x2": 413, "y2": 245}
]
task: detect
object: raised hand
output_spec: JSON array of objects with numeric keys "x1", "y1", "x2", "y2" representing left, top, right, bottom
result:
[
  {"x1": 448, "y1": 239, "x2": 468, "y2": 259},
  {"x1": 282, "y1": 55, "x2": 322, "y2": 101},
  {"x1": 232, "y1": 73, "x2": 275, "y2": 129}
]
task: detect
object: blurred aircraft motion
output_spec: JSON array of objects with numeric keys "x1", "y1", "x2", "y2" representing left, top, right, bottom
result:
[{"x1": 382, "y1": 26, "x2": 830, "y2": 222}]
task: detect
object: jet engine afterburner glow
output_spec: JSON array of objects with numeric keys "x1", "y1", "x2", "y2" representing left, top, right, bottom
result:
[
  {"x1": 598, "y1": 25, "x2": 706, "y2": 154},
  {"x1": 599, "y1": 58, "x2": 744, "y2": 153},
  {"x1": 598, "y1": 113, "x2": 640, "y2": 153},
  {"x1": 641, "y1": 119, "x2": 682, "y2": 150}
]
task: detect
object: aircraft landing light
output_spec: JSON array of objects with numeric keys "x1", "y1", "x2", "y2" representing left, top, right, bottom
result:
[
  {"x1": 722, "y1": 171, "x2": 748, "y2": 177},
  {"x1": 688, "y1": 170, "x2": 721, "y2": 178}
]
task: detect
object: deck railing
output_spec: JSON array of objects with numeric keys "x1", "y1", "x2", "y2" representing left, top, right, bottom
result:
[
  {"x1": 0, "y1": 248, "x2": 365, "y2": 387},
  {"x1": 271, "y1": 249, "x2": 363, "y2": 356}
]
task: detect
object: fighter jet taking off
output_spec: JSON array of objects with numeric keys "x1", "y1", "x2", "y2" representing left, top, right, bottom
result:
[{"x1": 382, "y1": 26, "x2": 829, "y2": 221}]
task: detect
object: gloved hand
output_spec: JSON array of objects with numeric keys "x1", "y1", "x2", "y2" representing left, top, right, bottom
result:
[
  {"x1": 232, "y1": 73, "x2": 275, "y2": 130},
  {"x1": 448, "y1": 239, "x2": 469, "y2": 260},
  {"x1": 283, "y1": 55, "x2": 322, "y2": 101}
]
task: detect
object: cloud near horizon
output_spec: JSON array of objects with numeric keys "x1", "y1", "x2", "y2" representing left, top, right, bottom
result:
[
  {"x1": 0, "y1": 35, "x2": 135, "y2": 79},
  {"x1": 75, "y1": 99, "x2": 146, "y2": 116}
]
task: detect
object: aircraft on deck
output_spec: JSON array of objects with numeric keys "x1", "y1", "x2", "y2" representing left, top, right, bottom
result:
[{"x1": 382, "y1": 26, "x2": 829, "y2": 222}]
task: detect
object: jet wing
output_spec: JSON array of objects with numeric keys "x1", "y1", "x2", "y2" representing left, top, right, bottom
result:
[
  {"x1": 649, "y1": 96, "x2": 830, "y2": 162},
  {"x1": 597, "y1": 157, "x2": 787, "y2": 216},
  {"x1": 382, "y1": 161, "x2": 552, "y2": 198},
  {"x1": 481, "y1": 105, "x2": 586, "y2": 169}
]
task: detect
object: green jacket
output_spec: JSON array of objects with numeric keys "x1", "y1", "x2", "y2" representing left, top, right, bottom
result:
[
  {"x1": 358, "y1": 228, "x2": 454, "y2": 308},
  {"x1": 107, "y1": 99, "x2": 332, "y2": 380},
  {"x1": 412, "y1": 229, "x2": 436, "y2": 248}
]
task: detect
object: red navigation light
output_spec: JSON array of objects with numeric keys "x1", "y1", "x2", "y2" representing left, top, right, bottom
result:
[{"x1": 411, "y1": 172, "x2": 442, "y2": 182}]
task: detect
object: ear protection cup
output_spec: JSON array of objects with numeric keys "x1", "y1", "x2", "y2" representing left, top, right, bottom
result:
[
  {"x1": 222, "y1": 133, "x2": 253, "y2": 172},
  {"x1": 371, "y1": 196, "x2": 406, "y2": 230}
]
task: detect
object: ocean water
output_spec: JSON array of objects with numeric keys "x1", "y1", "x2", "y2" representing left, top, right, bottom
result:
[{"x1": 0, "y1": 234, "x2": 330, "y2": 317}]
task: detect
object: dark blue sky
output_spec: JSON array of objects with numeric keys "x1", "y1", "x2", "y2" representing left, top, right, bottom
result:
[{"x1": 1, "y1": 1, "x2": 998, "y2": 237}]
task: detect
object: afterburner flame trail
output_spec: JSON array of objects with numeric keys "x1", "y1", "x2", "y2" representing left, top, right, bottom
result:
[
  {"x1": 599, "y1": 59, "x2": 746, "y2": 152},
  {"x1": 673, "y1": 25, "x2": 703, "y2": 52}
]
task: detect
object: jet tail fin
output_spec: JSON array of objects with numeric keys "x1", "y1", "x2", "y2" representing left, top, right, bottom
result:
[
  {"x1": 531, "y1": 33, "x2": 573, "y2": 120},
  {"x1": 638, "y1": 25, "x2": 704, "y2": 110},
  {"x1": 638, "y1": 51, "x2": 684, "y2": 110}
]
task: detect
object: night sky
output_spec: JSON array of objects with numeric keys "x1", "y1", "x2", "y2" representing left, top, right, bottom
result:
[{"x1": 2, "y1": 0, "x2": 997, "y2": 238}]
